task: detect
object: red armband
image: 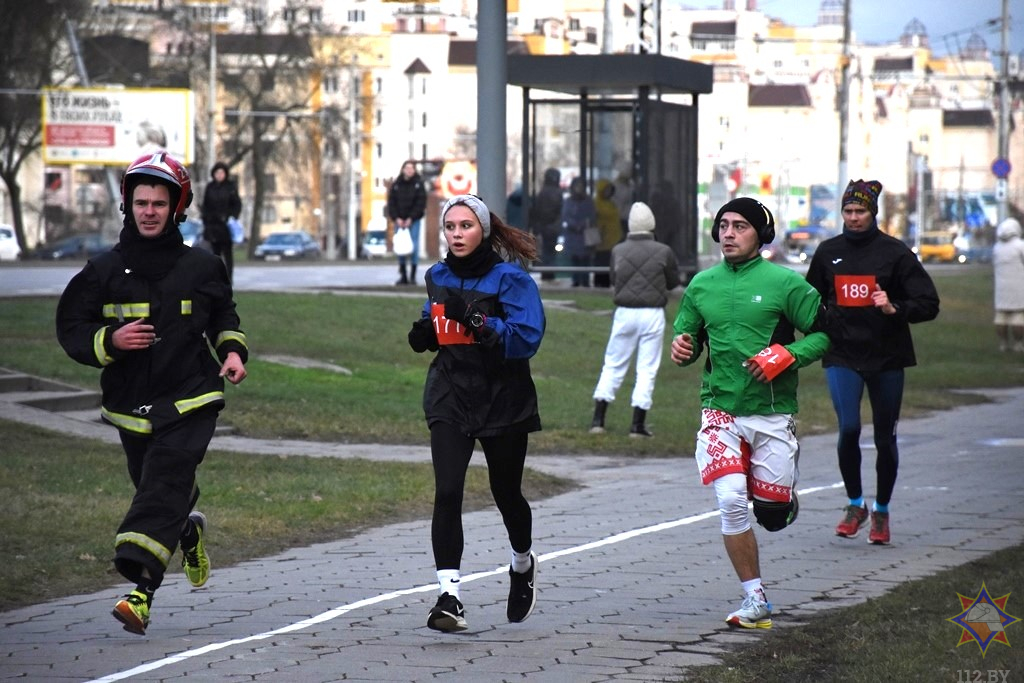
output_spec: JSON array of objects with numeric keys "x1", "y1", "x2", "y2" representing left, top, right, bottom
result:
[{"x1": 747, "y1": 343, "x2": 795, "y2": 381}]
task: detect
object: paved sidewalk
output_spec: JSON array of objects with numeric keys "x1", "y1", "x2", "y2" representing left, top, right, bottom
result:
[{"x1": 2, "y1": 378, "x2": 1023, "y2": 682}]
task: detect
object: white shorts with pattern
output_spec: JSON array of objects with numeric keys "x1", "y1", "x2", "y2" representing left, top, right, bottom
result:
[{"x1": 695, "y1": 408, "x2": 799, "y2": 503}]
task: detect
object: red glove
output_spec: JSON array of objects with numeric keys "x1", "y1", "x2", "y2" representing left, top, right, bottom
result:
[{"x1": 746, "y1": 344, "x2": 795, "y2": 381}]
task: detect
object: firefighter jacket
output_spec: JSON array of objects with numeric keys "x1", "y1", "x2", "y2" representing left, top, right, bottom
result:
[{"x1": 56, "y1": 245, "x2": 248, "y2": 435}]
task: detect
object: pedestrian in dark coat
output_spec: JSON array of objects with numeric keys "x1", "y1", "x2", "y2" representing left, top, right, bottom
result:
[
  {"x1": 561, "y1": 176, "x2": 597, "y2": 287},
  {"x1": 201, "y1": 161, "x2": 242, "y2": 282},
  {"x1": 806, "y1": 178, "x2": 939, "y2": 546},
  {"x1": 387, "y1": 160, "x2": 427, "y2": 285},
  {"x1": 530, "y1": 167, "x2": 563, "y2": 281}
]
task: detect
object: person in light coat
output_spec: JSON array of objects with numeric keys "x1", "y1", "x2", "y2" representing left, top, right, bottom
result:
[
  {"x1": 993, "y1": 217, "x2": 1024, "y2": 352},
  {"x1": 589, "y1": 201, "x2": 680, "y2": 437}
]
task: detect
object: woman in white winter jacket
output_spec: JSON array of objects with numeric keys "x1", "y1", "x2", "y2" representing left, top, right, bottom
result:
[{"x1": 992, "y1": 217, "x2": 1024, "y2": 352}]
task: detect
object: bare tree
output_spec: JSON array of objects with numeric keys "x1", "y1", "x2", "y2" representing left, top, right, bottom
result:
[
  {"x1": 221, "y1": 37, "x2": 321, "y2": 252},
  {"x1": 190, "y1": 7, "x2": 360, "y2": 256},
  {"x1": 0, "y1": 0, "x2": 88, "y2": 252}
]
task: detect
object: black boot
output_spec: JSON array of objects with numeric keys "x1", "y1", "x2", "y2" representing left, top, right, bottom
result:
[
  {"x1": 396, "y1": 262, "x2": 409, "y2": 286},
  {"x1": 629, "y1": 406, "x2": 653, "y2": 438},
  {"x1": 410, "y1": 264, "x2": 417, "y2": 284},
  {"x1": 589, "y1": 400, "x2": 608, "y2": 434}
]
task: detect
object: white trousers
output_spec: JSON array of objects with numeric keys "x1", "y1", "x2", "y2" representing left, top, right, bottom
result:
[{"x1": 592, "y1": 306, "x2": 665, "y2": 410}]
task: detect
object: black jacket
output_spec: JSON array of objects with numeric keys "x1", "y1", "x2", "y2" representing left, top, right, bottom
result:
[
  {"x1": 386, "y1": 173, "x2": 427, "y2": 222},
  {"x1": 530, "y1": 168, "x2": 563, "y2": 238},
  {"x1": 56, "y1": 246, "x2": 248, "y2": 434},
  {"x1": 202, "y1": 179, "x2": 242, "y2": 245},
  {"x1": 421, "y1": 262, "x2": 544, "y2": 437},
  {"x1": 806, "y1": 228, "x2": 939, "y2": 372}
]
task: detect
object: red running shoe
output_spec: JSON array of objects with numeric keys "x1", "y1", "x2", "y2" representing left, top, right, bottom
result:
[{"x1": 835, "y1": 504, "x2": 869, "y2": 537}]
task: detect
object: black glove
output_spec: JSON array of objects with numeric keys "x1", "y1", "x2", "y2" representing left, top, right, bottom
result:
[
  {"x1": 474, "y1": 325, "x2": 500, "y2": 349},
  {"x1": 407, "y1": 317, "x2": 438, "y2": 353},
  {"x1": 443, "y1": 296, "x2": 471, "y2": 325}
]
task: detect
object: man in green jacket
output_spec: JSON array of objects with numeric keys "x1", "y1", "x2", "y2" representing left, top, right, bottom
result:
[{"x1": 671, "y1": 197, "x2": 829, "y2": 630}]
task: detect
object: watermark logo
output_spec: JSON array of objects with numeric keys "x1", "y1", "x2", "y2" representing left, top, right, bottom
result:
[{"x1": 947, "y1": 582, "x2": 1020, "y2": 656}]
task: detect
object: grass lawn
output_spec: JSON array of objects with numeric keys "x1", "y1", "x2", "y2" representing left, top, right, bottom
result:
[
  {"x1": 684, "y1": 543, "x2": 1024, "y2": 681},
  {"x1": 2, "y1": 266, "x2": 1019, "y2": 456}
]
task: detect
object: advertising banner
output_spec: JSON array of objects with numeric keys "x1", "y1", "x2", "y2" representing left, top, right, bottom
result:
[{"x1": 42, "y1": 87, "x2": 194, "y2": 165}]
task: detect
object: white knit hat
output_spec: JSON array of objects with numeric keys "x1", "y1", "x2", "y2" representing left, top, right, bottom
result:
[{"x1": 628, "y1": 202, "x2": 655, "y2": 233}]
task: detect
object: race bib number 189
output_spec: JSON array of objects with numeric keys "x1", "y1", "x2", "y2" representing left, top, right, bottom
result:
[{"x1": 834, "y1": 274, "x2": 876, "y2": 307}]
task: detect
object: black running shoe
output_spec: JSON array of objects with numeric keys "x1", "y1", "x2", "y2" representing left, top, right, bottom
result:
[
  {"x1": 507, "y1": 551, "x2": 538, "y2": 623},
  {"x1": 427, "y1": 592, "x2": 467, "y2": 632}
]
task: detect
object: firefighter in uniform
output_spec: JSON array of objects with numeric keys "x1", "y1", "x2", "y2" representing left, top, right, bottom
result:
[{"x1": 57, "y1": 151, "x2": 248, "y2": 635}]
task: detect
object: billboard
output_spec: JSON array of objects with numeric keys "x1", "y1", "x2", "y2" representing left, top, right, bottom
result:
[{"x1": 42, "y1": 87, "x2": 194, "y2": 166}]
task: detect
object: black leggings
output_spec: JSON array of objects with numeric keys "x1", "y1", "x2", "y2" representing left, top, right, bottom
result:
[{"x1": 430, "y1": 422, "x2": 533, "y2": 569}]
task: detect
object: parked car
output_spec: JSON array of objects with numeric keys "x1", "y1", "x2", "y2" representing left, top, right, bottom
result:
[
  {"x1": 782, "y1": 225, "x2": 837, "y2": 263},
  {"x1": 953, "y1": 233, "x2": 993, "y2": 264},
  {"x1": 253, "y1": 231, "x2": 322, "y2": 261},
  {"x1": 32, "y1": 232, "x2": 114, "y2": 260},
  {"x1": 758, "y1": 241, "x2": 786, "y2": 262},
  {"x1": 0, "y1": 225, "x2": 21, "y2": 261},
  {"x1": 914, "y1": 231, "x2": 957, "y2": 263},
  {"x1": 360, "y1": 230, "x2": 389, "y2": 259}
]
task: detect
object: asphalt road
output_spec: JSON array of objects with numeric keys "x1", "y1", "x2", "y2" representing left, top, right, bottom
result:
[{"x1": 0, "y1": 261, "x2": 403, "y2": 297}]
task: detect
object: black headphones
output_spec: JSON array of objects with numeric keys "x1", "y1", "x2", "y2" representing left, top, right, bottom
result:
[{"x1": 711, "y1": 198, "x2": 776, "y2": 245}]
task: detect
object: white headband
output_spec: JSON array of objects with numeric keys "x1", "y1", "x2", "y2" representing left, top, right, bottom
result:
[{"x1": 440, "y1": 194, "x2": 491, "y2": 238}]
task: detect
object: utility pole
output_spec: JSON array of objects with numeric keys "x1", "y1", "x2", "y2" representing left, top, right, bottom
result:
[
  {"x1": 996, "y1": 0, "x2": 1010, "y2": 223},
  {"x1": 347, "y1": 57, "x2": 358, "y2": 261},
  {"x1": 208, "y1": 21, "x2": 217, "y2": 180},
  {"x1": 836, "y1": 0, "x2": 851, "y2": 223},
  {"x1": 476, "y1": 2, "x2": 506, "y2": 208}
]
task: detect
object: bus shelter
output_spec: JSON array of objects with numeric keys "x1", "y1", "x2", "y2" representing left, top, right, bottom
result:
[{"x1": 508, "y1": 53, "x2": 713, "y2": 280}]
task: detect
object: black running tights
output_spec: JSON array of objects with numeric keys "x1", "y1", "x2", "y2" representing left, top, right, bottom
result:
[{"x1": 430, "y1": 422, "x2": 533, "y2": 569}]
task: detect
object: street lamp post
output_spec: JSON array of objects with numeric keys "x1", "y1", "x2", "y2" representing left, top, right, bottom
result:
[
  {"x1": 207, "y1": 20, "x2": 217, "y2": 179},
  {"x1": 835, "y1": 0, "x2": 851, "y2": 222},
  {"x1": 346, "y1": 57, "x2": 359, "y2": 261},
  {"x1": 996, "y1": 0, "x2": 1010, "y2": 223}
]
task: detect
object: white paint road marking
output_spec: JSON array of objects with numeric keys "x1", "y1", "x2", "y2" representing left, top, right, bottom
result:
[{"x1": 86, "y1": 481, "x2": 844, "y2": 682}]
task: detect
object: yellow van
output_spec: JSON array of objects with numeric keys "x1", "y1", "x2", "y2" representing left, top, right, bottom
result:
[{"x1": 915, "y1": 231, "x2": 957, "y2": 263}]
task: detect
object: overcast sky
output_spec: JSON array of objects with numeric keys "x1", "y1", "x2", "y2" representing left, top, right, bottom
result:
[{"x1": 675, "y1": 0, "x2": 1021, "y2": 63}]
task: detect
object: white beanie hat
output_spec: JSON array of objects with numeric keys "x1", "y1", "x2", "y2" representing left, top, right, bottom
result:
[{"x1": 628, "y1": 201, "x2": 655, "y2": 233}]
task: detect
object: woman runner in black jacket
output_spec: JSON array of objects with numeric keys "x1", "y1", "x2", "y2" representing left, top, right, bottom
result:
[{"x1": 407, "y1": 194, "x2": 545, "y2": 633}]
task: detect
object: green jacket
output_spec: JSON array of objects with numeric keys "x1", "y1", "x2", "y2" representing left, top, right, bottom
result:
[{"x1": 673, "y1": 256, "x2": 829, "y2": 416}]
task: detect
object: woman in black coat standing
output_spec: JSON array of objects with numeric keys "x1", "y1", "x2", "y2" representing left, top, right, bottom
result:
[
  {"x1": 202, "y1": 161, "x2": 242, "y2": 282},
  {"x1": 386, "y1": 160, "x2": 427, "y2": 285}
]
